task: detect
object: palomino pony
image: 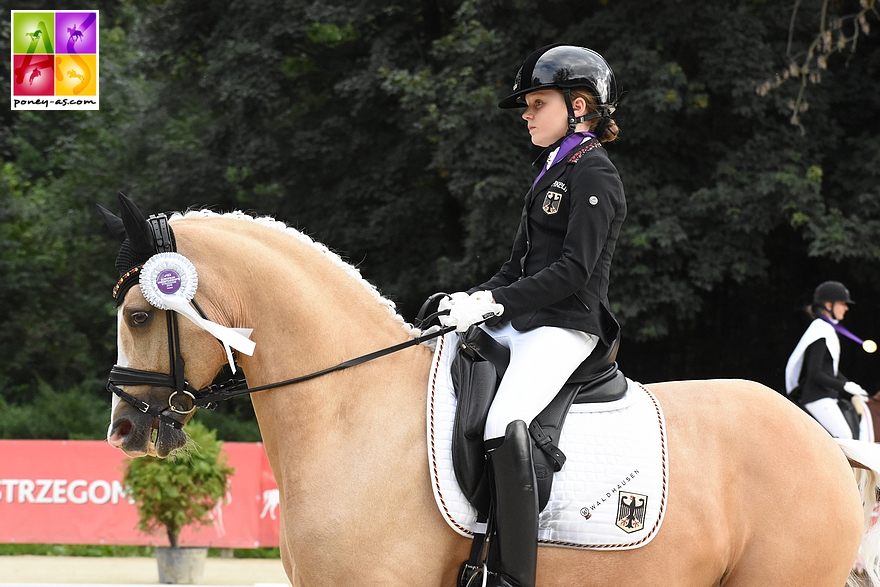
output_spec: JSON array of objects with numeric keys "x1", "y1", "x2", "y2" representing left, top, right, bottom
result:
[{"x1": 102, "y1": 201, "x2": 880, "y2": 587}]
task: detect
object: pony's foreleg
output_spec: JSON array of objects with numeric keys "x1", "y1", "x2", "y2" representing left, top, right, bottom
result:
[{"x1": 837, "y1": 439, "x2": 880, "y2": 587}]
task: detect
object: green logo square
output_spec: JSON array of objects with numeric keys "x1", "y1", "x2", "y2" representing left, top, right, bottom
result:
[{"x1": 12, "y1": 11, "x2": 55, "y2": 54}]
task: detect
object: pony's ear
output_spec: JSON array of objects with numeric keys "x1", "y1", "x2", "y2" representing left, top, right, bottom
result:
[
  {"x1": 117, "y1": 192, "x2": 155, "y2": 256},
  {"x1": 95, "y1": 204, "x2": 127, "y2": 243}
]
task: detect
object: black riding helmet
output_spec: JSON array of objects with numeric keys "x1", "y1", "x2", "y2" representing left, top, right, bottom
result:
[
  {"x1": 499, "y1": 44, "x2": 619, "y2": 136},
  {"x1": 813, "y1": 281, "x2": 856, "y2": 307}
]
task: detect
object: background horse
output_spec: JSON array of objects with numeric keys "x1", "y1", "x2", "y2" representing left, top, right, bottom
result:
[{"x1": 105, "y1": 206, "x2": 880, "y2": 587}]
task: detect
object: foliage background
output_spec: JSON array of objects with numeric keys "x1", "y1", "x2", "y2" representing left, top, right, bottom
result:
[{"x1": 2, "y1": 0, "x2": 880, "y2": 441}]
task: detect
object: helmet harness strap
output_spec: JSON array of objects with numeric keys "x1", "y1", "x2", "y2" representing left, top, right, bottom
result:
[{"x1": 562, "y1": 87, "x2": 601, "y2": 136}]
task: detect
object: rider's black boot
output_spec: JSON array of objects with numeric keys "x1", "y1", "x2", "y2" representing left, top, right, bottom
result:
[{"x1": 485, "y1": 419, "x2": 538, "y2": 587}]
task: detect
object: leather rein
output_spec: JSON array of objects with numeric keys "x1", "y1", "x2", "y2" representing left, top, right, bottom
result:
[{"x1": 106, "y1": 214, "x2": 454, "y2": 430}]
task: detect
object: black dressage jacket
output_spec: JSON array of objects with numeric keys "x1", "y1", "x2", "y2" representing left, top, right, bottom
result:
[
  {"x1": 469, "y1": 137, "x2": 626, "y2": 345},
  {"x1": 795, "y1": 339, "x2": 849, "y2": 404}
]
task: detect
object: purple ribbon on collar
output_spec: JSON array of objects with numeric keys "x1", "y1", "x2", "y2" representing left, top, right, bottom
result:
[
  {"x1": 821, "y1": 315, "x2": 877, "y2": 353},
  {"x1": 532, "y1": 132, "x2": 595, "y2": 189}
]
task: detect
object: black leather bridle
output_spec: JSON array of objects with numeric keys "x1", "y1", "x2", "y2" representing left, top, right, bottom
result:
[
  {"x1": 106, "y1": 215, "x2": 454, "y2": 430},
  {"x1": 106, "y1": 213, "x2": 208, "y2": 429}
]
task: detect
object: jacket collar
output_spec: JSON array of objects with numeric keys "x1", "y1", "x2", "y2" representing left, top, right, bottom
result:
[{"x1": 528, "y1": 135, "x2": 601, "y2": 199}]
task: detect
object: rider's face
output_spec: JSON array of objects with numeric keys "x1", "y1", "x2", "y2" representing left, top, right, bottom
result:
[
  {"x1": 522, "y1": 90, "x2": 569, "y2": 147},
  {"x1": 826, "y1": 301, "x2": 849, "y2": 321}
]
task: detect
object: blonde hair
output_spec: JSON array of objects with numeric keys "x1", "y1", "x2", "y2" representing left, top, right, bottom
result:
[{"x1": 569, "y1": 88, "x2": 619, "y2": 143}]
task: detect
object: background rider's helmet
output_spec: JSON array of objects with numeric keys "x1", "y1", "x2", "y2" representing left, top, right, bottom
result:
[
  {"x1": 498, "y1": 44, "x2": 619, "y2": 113},
  {"x1": 813, "y1": 281, "x2": 856, "y2": 306}
]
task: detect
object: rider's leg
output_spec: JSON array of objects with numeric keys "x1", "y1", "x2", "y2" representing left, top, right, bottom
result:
[
  {"x1": 477, "y1": 324, "x2": 597, "y2": 587},
  {"x1": 481, "y1": 323, "x2": 597, "y2": 440},
  {"x1": 804, "y1": 397, "x2": 854, "y2": 439},
  {"x1": 486, "y1": 419, "x2": 538, "y2": 587}
]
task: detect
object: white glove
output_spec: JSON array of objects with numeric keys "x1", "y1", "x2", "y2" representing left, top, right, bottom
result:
[
  {"x1": 470, "y1": 290, "x2": 495, "y2": 305},
  {"x1": 844, "y1": 381, "x2": 869, "y2": 397},
  {"x1": 438, "y1": 291, "x2": 469, "y2": 313},
  {"x1": 439, "y1": 291, "x2": 504, "y2": 332}
]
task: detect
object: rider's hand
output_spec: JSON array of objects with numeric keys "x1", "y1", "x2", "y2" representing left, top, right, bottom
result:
[
  {"x1": 439, "y1": 291, "x2": 504, "y2": 332},
  {"x1": 469, "y1": 290, "x2": 496, "y2": 305},
  {"x1": 844, "y1": 381, "x2": 869, "y2": 398},
  {"x1": 438, "y1": 291, "x2": 469, "y2": 313}
]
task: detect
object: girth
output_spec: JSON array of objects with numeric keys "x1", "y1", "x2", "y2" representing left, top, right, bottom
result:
[{"x1": 450, "y1": 326, "x2": 627, "y2": 517}]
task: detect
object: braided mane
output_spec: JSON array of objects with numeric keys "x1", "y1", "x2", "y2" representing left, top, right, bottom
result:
[{"x1": 170, "y1": 209, "x2": 421, "y2": 337}]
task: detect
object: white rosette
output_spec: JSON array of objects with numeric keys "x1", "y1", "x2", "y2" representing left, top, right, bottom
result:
[
  {"x1": 140, "y1": 252, "x2": 255, "y2": 372},
  {"x1": 140, "y1": 252, "x2": 198, "y2": 310}
]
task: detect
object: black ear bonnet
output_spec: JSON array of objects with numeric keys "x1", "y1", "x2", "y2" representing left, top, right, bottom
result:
[{"x1": 96, "y1": 192, "x2": 176, "y2": 305}]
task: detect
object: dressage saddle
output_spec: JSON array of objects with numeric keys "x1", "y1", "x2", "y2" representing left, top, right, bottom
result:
[{"x1": 450, "y1": 325, "x2": 627, "y2": 517}]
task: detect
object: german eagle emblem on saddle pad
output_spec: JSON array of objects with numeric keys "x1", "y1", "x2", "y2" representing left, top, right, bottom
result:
[{"x1": 426, "y1": 333, "x2": 668, "y2": 550}]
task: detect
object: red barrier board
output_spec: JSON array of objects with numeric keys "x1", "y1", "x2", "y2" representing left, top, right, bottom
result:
[{"x1": 0, "y1": 440, "x2": 280, "y2": 547}]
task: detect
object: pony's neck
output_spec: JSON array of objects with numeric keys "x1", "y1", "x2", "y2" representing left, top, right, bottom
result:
[
  {"x1": 173, "y1": 211, "x2": 418, "y2": 378},
  {"x1": 171, "y1": 212, "x2": 455, "y2": 582},
  {"x1": 173, "y1": 211, "x2": 431, "y2": 465}
]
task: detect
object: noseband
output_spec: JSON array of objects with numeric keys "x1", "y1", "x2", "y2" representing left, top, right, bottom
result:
[{"x1": 106, "y1": 215, "x2": 453, "y2": 430}]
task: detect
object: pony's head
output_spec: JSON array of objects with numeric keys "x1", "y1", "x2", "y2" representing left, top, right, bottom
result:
[
  {"x1": 97, "y1": 194, "x2": 420, "y2": 458},
  {"x1": 97, "y1": 194, "x2": 243, "y2": 457}
]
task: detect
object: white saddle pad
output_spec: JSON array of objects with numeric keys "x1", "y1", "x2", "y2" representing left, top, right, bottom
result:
[{"x1": 426, "y1": 332, "x2": 668, "y2": 550}]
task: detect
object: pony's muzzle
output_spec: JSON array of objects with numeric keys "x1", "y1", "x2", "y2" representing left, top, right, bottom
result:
[{"x1": 108, "y1": 399, "x2": 188, "y2": 457}]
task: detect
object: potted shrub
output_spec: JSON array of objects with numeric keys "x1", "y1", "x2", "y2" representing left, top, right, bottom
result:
[{"x1": 122, "y1": 420, "x2": 235, "y2": 584}]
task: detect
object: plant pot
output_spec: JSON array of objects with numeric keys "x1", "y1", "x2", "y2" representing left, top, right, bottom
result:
[{"x1": 156, "y1": 546, "x2": 208, "y2": 584}]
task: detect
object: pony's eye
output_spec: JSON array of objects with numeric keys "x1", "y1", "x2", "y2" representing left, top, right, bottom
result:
[{"x1": 130, "y1": 311, "x2": 150, "y2": 326}]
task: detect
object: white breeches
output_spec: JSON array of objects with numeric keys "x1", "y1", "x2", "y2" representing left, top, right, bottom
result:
[
  {"x1": 481, "y1": 322, "x2": 599, "y2": 440},
  {"x1": 804, "y1": 397, "x2": 854, "y2": 439}
]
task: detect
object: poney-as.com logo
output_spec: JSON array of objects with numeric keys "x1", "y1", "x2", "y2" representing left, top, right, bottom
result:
[{"x1": 11, "y1": 10, "x2": 99, "y2": 110}]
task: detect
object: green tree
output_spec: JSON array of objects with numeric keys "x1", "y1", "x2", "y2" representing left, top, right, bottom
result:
[
  {"x1": 1, "y1": 0, "x2": 879, "y2": 441},
  {"x1": 122, "y1": 421, "x2": 234, "y2": 547}
]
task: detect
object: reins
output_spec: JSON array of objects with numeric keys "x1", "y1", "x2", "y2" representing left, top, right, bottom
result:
[
  {"x1": 197, "y1": 294, "x2": 456, "y2": 404},
  {"x1": 190, "y1": 321, "x2": 456, "y2": 404},
  {"x1": 106, "y1": 218, "x2": 456, "y2": 429}
]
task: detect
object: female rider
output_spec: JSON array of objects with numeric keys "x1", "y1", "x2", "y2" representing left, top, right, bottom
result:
[
  {"x1": 440, "y1": 44, "x2": 626, "y2": 587},
  {"x1": 785, "y1": 280, "x2": 869, "y2": 439}
]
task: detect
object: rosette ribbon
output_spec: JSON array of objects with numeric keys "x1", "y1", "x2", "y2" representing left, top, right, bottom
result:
[
  {"x1": 140, "y1": 252, "x2": 255, "y2": 372},
  {"x1": 822, "y1": 316, "x2": 877, "y2": 354}
]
